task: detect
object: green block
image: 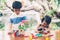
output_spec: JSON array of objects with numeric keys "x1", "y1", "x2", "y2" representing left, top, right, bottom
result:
[
  {"x1": 18, "y1": 25, "x2": 21, "y2": 30},
  {"x1": 18, "y1": 25, "x2": 25, "y2": 30},
  {"x1": 21, "y1": 25, "x2": 25, "y2": 30},
  {"x1": 36, "y1": 33, "x2": 42, "y2": 37}
]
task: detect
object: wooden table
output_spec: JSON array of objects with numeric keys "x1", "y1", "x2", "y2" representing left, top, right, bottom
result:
[
  {"x1": 14, "y1": 36, "x2": 24, "y2": 40},
  {"x1": 35, "y1": 36, "x2": 50, "y2": 40},
  {"x1": 35, "y1": 37, "x2": 45, "y2": 40},
  {"x1": 9, "y1": 34, "x2": 24, "y2": 40}
]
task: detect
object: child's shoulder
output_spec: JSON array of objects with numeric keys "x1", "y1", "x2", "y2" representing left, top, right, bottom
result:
[{"x1": 10, "y1": 12, "x2": 26, "y2": 18}]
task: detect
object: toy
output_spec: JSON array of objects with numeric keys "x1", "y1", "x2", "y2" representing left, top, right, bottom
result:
[
  {"x1": 31, "y1": 34, "x2": 37, "y2": 39},
  {"x1": 13, "y1": 30, "x2": 20, "y2": 37},
  {"x1": 16, "y1": 31, "x2": 19, "y2": 37},
  {"x1": 18, "y1": 25, "x2": 21, "y2": 35},
  {"x1": 21, "y1": 25, "x2": 25, "y2": 30},
  {"x1": 22, "y1": 20, "x2": 29, "y2": 29},
  {"x1": 18, "y1": 25, "x2": 21, "y2": 30},
  {"x1": 45, "y1": 35, "x2": 53, "y2": 40},
  {"x1": 14, "y1": 32, "x2": 16, "y2": 37},
  {"x1": 18, "y1": 23, "x2": 25, "y2": 30},
  {"x1": 45, "y1": 37, "x2": 49, "y2": 40},
  {"x1": 18, "y1": 25, "x2": 25, "y2": 30},
  {"x1": 29, "y1": 34, "x2": 32, "y2": 40},
  {"x1": 35, "y1": 33, "x2": 42, "y2": 37},
  {"x1": 18, "y1": 30, "x2": 21, "y2": 35},
  {"x1": 31, "y1": 34, "x2": 35, "y2": 39},
  {"x1": 16, "y1": 21, "x2": 25, "y2": 37},
  {"x1": 18, "y1": 24, "x2": 25, "y2": 35}
]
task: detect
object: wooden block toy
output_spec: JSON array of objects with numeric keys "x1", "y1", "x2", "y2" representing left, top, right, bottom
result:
[
  {"x1": 35, "y1": 33, "x2": 42, "y2": 37},
  {"x1": 29, "y1": 34, "x2": 32, "y2": 40},
  {"x1": 45, "y1": 37, "x2": 49, "y2": 40}
]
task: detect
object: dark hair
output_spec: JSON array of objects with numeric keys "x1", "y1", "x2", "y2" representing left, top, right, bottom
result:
[
  {"x1": 12, "y1": 1, "x2": 22, "y2": 9},
  {"x1": 41, "y1": 15, "x2": 51, "y2": 25}
]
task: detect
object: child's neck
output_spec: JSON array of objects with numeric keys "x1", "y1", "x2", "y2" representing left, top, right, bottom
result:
[
  {"x1": 16, "y1": 13, "x2": 19, "y2": 15},
  {"x1": 15, "y1": 13, "x2": 20, "y2": 15}
]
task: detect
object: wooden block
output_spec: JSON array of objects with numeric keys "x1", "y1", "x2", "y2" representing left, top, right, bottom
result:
[{"x1": 45, "y1": 37, "x2": 50, "y2": 40}]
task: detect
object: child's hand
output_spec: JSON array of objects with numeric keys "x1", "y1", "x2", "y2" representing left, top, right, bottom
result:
[
  {"x1": 22, "y1": 20, "x2": 28, "y2": 23},
  {"x1": 42, "y1": 34, "x2": 53, "y2": 37},
  {"x1": 21, "y1": 20, "x2": 28, "y2": 25}
]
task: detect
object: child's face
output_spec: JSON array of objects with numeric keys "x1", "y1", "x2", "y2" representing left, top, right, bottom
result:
[
  {"x1": 42, "y1": 21, "x2": 47, "y2": 27},
  {"x1": 13, "y1": 9, "x2": 20, "y2": 15}
]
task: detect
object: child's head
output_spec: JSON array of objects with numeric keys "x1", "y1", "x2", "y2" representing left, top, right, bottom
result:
[
  {"x1": 12, "y1": 1, "x2": 22, "y2": 15},
  {"x1": 41, "y1": 15, "x2": 51, "y2": 27}
]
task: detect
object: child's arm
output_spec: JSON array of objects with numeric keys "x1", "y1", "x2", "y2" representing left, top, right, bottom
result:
[
  {"x1": 8, "y1": 18, "x2": 13, "y2": 35},
  {"x1": 8, "y1": 24, "x2": 12, "y2": 34},
  {"x1": 8, "y1": 23, "x2": 12, "y2": 35},
  {"x1": 9, "y1": 24, "x2": 12, "y2": 32}
]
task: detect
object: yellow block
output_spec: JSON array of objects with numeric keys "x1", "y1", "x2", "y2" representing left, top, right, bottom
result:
[
  {"x1": 45, "y1": 37, "x2": 50, "y2": 40},
  {"x1": 29, "y1": 34, "x2": 32, "y2": 40}
]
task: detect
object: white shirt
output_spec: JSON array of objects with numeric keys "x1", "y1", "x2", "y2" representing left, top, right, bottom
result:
[{"x1": 9, "y1": 12, "x2": 26, "y2": 30}]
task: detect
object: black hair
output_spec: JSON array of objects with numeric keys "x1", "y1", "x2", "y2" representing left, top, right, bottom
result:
[
  {"x1": 41, "y1": 15, "x2": 51, "y2": 25},
  {"x1": 12, "y1": 1, "x2": 22, "y2": 9}
]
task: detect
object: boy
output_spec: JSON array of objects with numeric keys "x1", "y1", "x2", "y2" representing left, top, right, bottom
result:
[
  {"x1": 8, "y1": 1, "x2": 27, "y2": 34},
  {"x1": 37, "y1": 15, "x2": 51, "y2": 36}
]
